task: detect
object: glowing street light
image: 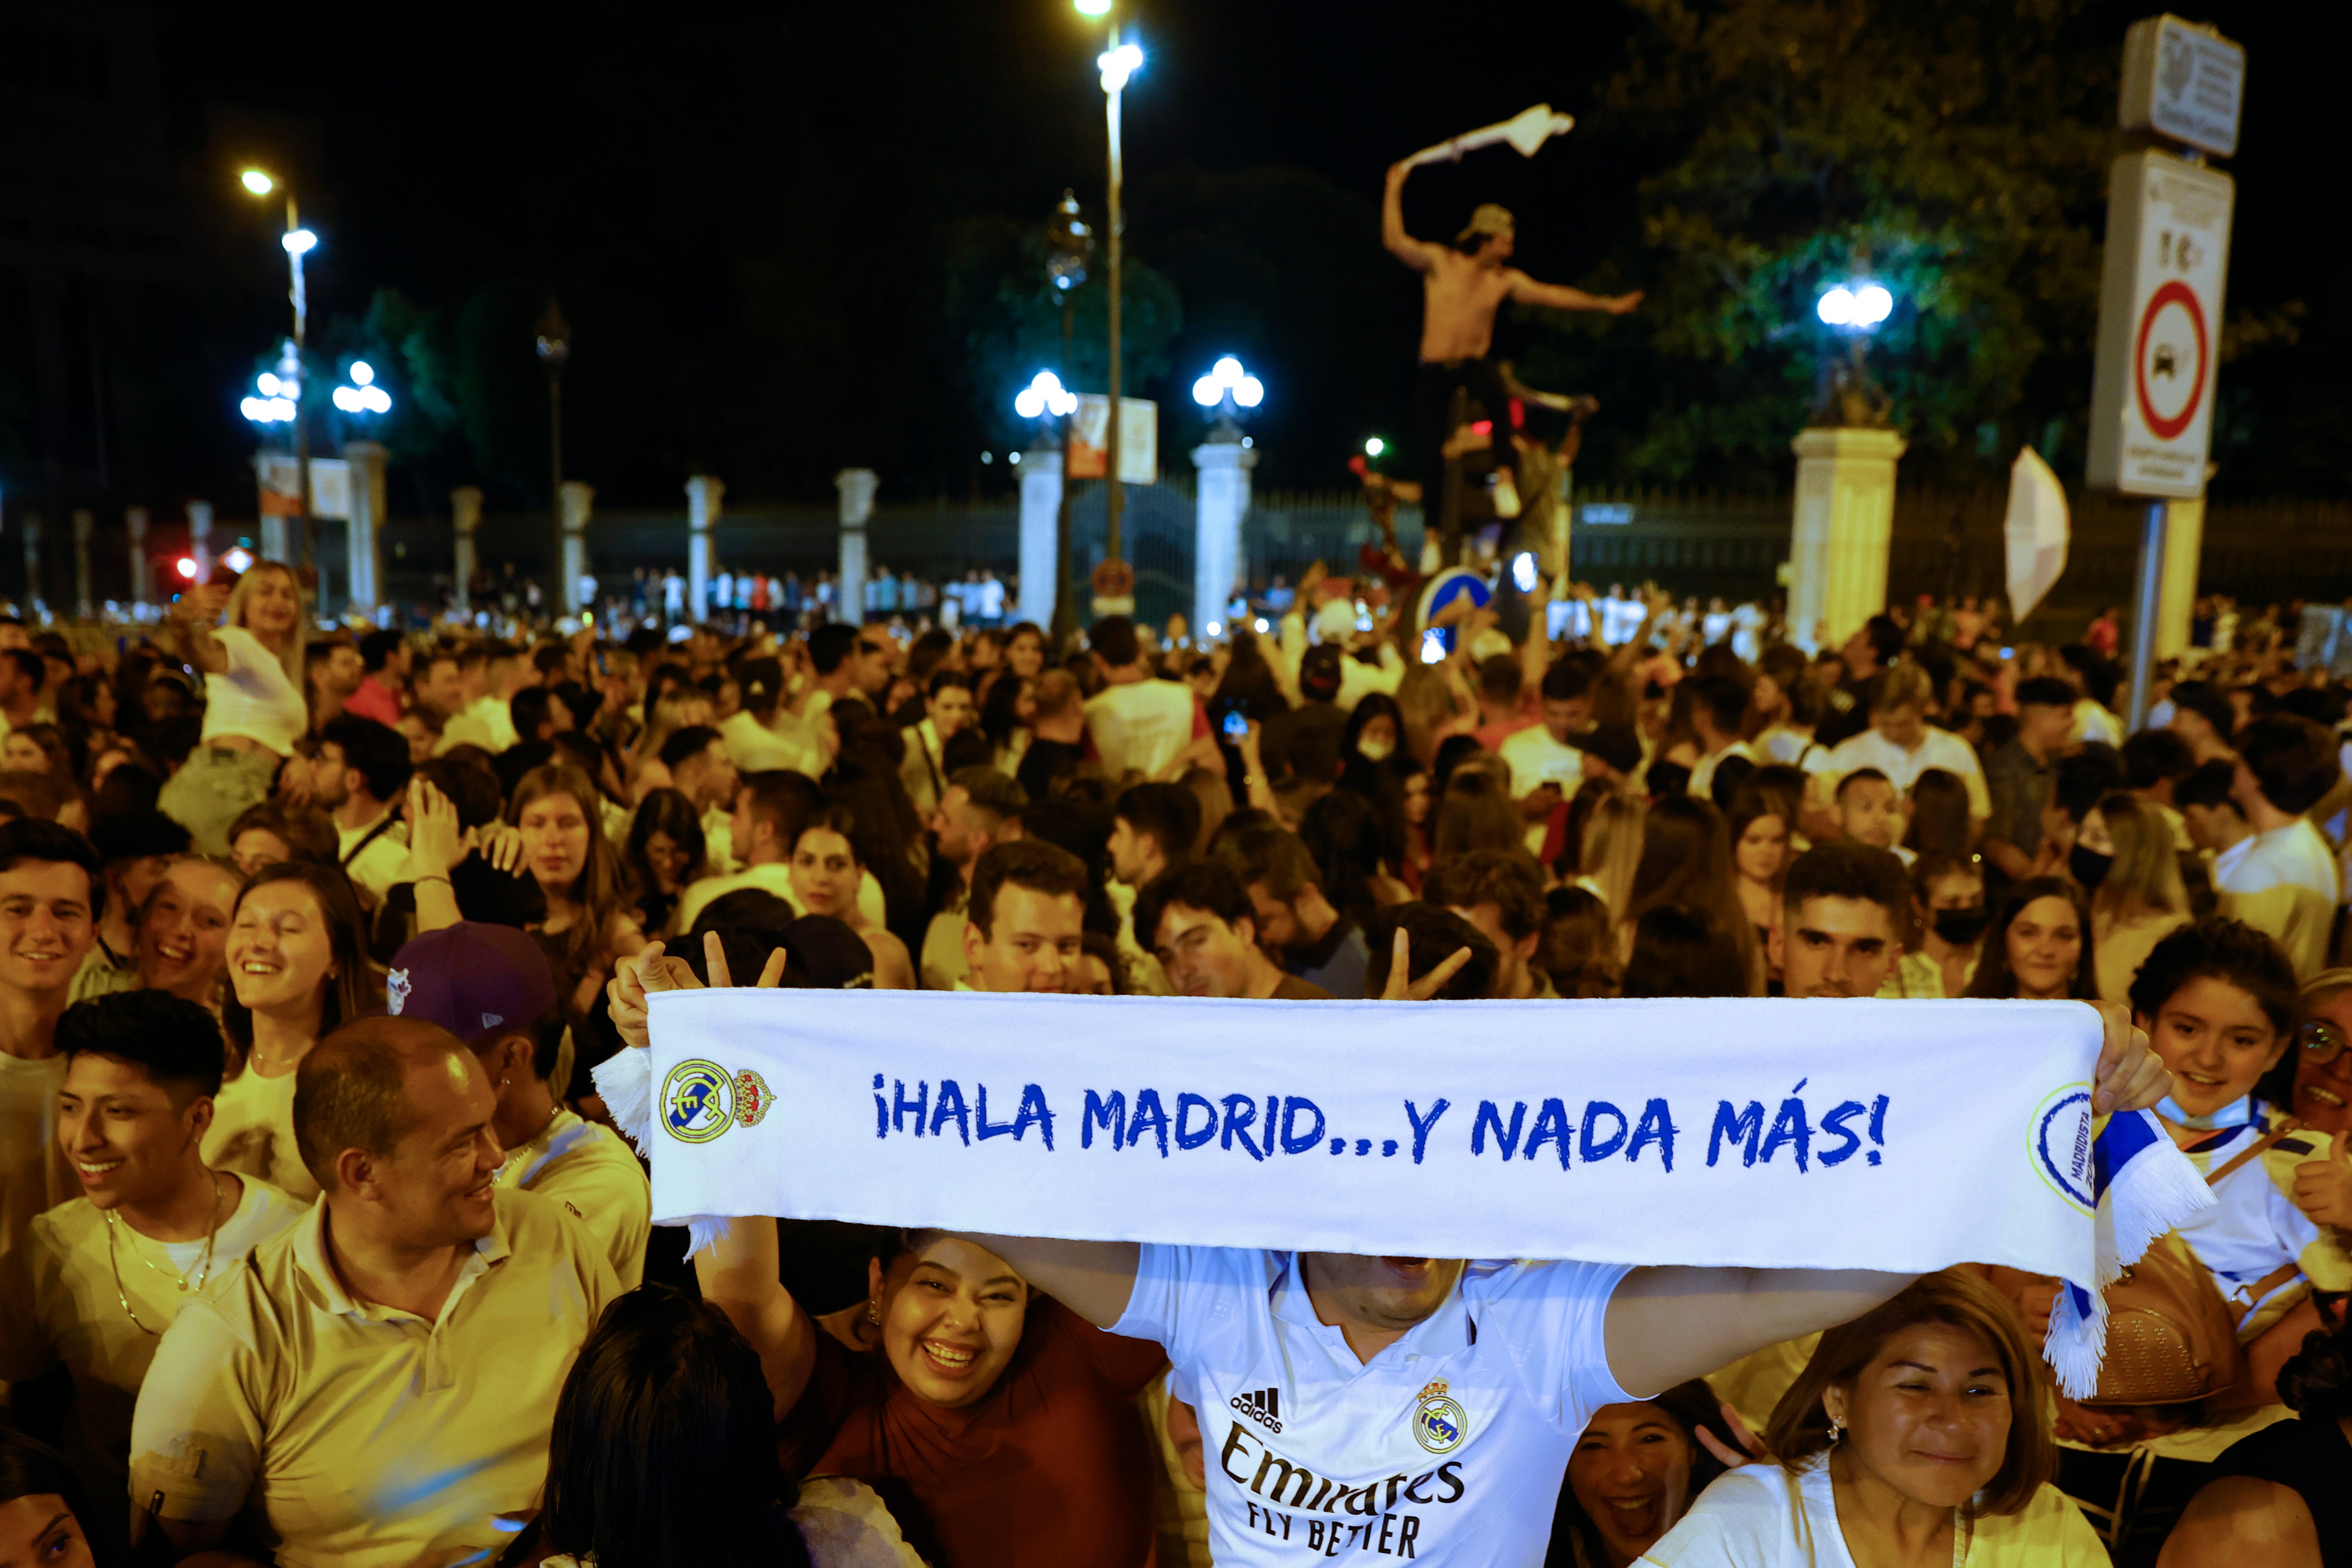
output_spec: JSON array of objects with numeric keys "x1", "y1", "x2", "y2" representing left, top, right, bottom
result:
[
  {"x1": 1364, "y1": 436, "x2": 1386, "y2": 459},
  {"x1": 240, "y1": 340, "x2": 303, "y2": 425},
  {"x1": 1816, "y1": 281, "x2": 1893, "y2": 330},
  {"x1": 1014, "y1": 370, "x2": 1079, "y2": 421},
  {"x1": 1191, "y1": 355, "x2": 1264, "y2": 412},
  {"x1": 241, "y1": 167, "x2": 315, "y2": 556},
  {"x1": 331, "y1": 360, "x2": 393, "y2": 415}
]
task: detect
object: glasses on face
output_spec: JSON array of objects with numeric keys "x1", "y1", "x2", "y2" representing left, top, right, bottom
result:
[{"x1": 2299, "y1": 1021, "x2": 2346, "y2": 1066}]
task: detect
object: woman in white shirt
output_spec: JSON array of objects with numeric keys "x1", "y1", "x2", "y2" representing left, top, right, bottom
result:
[
  {"x1": 1643, "y1": 1271, "x2": 2105, "y2": 1566},
  {"x1": 205, "y1": 862, "x2": 382, "y2": 1200},
  {"x1": 157, "y1": 563, "x2": 313, "y2": 854}
]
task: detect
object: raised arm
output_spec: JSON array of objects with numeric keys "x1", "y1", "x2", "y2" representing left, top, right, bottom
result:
[
  {"x1": 1506, "y1": 272, "x2": 1643, "y2": 316},
  {"x1": 950, "y1": 1235, "x2": 1141, "y2": 1330},
  {"x1": 164, "y1": 583, "x2": 231, "y2": 675},
  {"x1": 606, "y1": 940, "x2": 1145, "y2": 1334},
  {"x1": 1383, "y1": 161, "x2": 1443, "y2": 273},
  {"x1": 1605, "y1": 1002, "x2": 2172, "y2": 1395}
]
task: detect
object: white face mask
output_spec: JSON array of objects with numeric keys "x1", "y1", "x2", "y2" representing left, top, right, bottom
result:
[{"x1": 1357, "y1": 737, "x2": 1396, "y2": 762}]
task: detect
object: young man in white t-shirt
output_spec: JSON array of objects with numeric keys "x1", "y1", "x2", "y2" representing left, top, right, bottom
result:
[
  {"x1": 1497, "y1": 660, "x2": 1595, "y2": 820},
  {"x1": 1084, "y1": 616, "x2": 1212, "y2": 782},
  {"x1": 2217, "y1": 715, "x2": 2343, "y2": 978}
]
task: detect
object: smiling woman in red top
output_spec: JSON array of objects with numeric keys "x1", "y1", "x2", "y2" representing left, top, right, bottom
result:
[{"x1": 701, "y1": 1218, "x2": 1167, "y2": 1568}]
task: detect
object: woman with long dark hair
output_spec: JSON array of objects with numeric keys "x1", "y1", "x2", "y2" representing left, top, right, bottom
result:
[
  {"x1": 499, "y1": 1284, "x2": 921, "y2": 1568},
  {"x1": 1619, "y1": 795, "x2": 1761, "y2": 994},
  {"x1": 0, "y1": 1428, "x2": 106, "y2": 1567},
  {"x1": 509, "y1": 762, "x2": 647, "y2": 1016},
  {"x1": 207, "y1": 862, "x2": 381, "y2": 1200},
  {"x1": 1964, "y1": 876, "x2": 2095, "y2": 1001},
  {"x1": 1545, "y1": 1380, "x2": 1735, "y2": 1568},
  {"x1": 621, "y1": 787, "x2": 707, "y2": 937}
]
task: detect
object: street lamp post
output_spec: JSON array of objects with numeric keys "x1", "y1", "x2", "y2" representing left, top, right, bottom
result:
[
  {"x1": 1045, "y1": 191, "x2": 1093, "y2": 643},
  {"x1": 1077, "y1": 1, "x2": 1142, "y2": 571},
  {"x1": 535, "y1": 302, "x2": 573, "y2": 611},
  {"x1": 240, "y1": 170, "x2": 318, "y2": 572}
]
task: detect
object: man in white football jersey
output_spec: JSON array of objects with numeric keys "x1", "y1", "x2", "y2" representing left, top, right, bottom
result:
[{"x1": 944, "y1": 1013, "x2": 2164, "y2": 1566}]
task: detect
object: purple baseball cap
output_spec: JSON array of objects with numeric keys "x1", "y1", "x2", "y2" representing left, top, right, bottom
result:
[{"x1": 387, "y1": 922, "x2": 559, "y2": 1044}]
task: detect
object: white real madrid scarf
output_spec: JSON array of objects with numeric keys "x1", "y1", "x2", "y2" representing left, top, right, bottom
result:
[{"x1": 596, "y1": 990, "x2": 2211, "y2": 1397}]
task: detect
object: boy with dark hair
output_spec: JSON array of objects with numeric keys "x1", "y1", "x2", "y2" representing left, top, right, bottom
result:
[
  {"x1": 1982, "y1": 674, "x2": 2078, "y2": 884},
  {"x1": 2166, "y1": 679, "x2": 2238, "y2": 763},
  {"x1": 1108, "y1": 782, "x2": 1201, "y2": 890},
  {"x1": 1220, "y1": 825, "x2": 1371, "y2": 999},
  {"x1": 0, "y1": 818, "x2": 103, "y2": 1258},
  {"x1": 2218, "y1": 715, "x2": 2343, "y2": 977},
  {"x1": 1687, "y1": 675, "x2": 1757, "y2": 800},
  {"x1": 962, "y1": 839, "x2": 1090, "y2": 994},
  {"x1": 1133, "y1": 859, "x2": 1331, "y2": 1000},
  {"x1": 344, "y1": 629, "x2": 407, "y2": 727},
  {"x1": 920, "y1": 767, "x2": 1030, "y2": 991},
  {"x1": 0, "y1": 990, "x2": 306, "y2": 1493},
  {"x1": 1834, "y1": 767, "x2": 1905, "y2": 859},
  {"x1": 2178, "y1": 757, "x2": 2251, "y2": 863},
  {"x1": 1424, "y1": 847, "x2": 1551, "y2": 999},
  {"x1": 1499, "y1": 659, "x2": 1595, "y2": 821},
  {"x1": 315, "y1": 714, "x2": 415, "y2": 905},
  {"x1": 1773, "y1": 842, "x2": 1911, "y2": 1000}
]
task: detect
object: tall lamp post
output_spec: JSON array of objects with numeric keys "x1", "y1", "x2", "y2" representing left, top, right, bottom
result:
[
  {"x1": 535, "y1": 302, "x2": 572, "y2": 610},
  {"x1": 1075, "y1": 0, "x2": 1142, "y2": 571},
  {"x1": 240, "y1": 169, "x2": 318, "y2": 571},
  {"x1": 1045, "y1": 191, "x2": 1093, "y2": 642}
]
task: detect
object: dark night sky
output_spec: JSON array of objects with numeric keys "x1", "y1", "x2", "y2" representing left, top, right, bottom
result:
[{"x1": 150, "y1": 0, "x2": 2349, "y2": 506}]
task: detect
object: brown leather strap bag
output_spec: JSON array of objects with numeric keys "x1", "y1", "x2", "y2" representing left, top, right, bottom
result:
[{"x1": 2081, "y1": 1118, "x2": 2303, "y2": 1409}]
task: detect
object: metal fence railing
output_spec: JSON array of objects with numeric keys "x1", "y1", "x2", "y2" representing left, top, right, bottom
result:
[{"x1": 350, "y1": 481, "x2": 2351, "y2": 635}]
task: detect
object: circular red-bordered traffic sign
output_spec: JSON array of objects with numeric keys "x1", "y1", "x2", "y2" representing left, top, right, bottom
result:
[{"x1": 2133, "y1": 279, "x2": 2207, "y2": 442}]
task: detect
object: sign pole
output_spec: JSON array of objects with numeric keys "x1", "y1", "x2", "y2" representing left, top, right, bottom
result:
[
  {"x1": 2085, "y1": 16, "x2": 2242, "y2": 716},
  {"x1": 2126, "y1": 502, "x2": 2166, "y2": 732}
]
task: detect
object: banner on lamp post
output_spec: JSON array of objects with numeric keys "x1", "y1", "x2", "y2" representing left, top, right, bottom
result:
[{"x1": 1068, "y1": 396, "x2": 1158, "y2": 485}]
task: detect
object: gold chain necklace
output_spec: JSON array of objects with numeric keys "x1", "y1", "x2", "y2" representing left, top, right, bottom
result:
[{"x1": 105, "y1": 1173, "x2": 224, "y2": 1336}]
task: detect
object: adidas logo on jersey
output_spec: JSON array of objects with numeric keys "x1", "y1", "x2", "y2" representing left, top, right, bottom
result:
[{"x1": 1229, "y1": 1385, "x2": 1284, "y2": 1433}]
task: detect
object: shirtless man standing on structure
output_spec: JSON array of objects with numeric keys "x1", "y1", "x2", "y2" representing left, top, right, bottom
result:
[{"x1": 1384, "y1": 159, "x2": 1640, "y2": 545}]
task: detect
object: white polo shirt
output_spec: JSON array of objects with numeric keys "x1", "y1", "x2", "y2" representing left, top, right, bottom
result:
[
  {"x1": 1804, "y1": 725, "x2": 1991, "y2": 819},
  {"x1": 1113, "y1": 1247, "x2": 1632, "y2": 1567},
  {"x1": 128, "y1": 1189, "x2": 617, "y2": 1568},
  {"x1": 492, "y1": 1108, "x2": 651, "y2": 1287}
]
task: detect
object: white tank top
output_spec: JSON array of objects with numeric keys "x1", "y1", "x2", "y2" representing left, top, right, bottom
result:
[{"x1": 200, "y1": 625, "x2": 309, "y2": 756}]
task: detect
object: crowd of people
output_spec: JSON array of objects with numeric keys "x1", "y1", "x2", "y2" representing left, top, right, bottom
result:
[{"x1": 0, "y1": 550, "x2": 2342, "y2": 1568}]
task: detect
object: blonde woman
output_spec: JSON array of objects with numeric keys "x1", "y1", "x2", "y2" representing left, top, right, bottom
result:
[
  {"x1": 1579, "y1": 794, "x2": 1647, "y2": 914},
  {"x1": 159, "y1": 564, "x2": 312, "y2": 852},
  {"x1": 2082, "y1": 791, "x2": 2190, "y2": 1004}
]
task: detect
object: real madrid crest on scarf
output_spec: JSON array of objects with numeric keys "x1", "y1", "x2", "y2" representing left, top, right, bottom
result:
[
  {"x1": 661, "y1": 1059, "x2": 771, "y2": 1143},
  {"x1": 1411, "y1": 1379, "x2": 1466, "y2": 1454}
]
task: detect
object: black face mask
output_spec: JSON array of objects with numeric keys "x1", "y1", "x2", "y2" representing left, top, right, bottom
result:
[
  {"x1": 1933, "y1": 906, "x2": 1993, "y2": 946},
  {"x1": 2070, "y1": 844, "x2": 2113, "y2": 890}
]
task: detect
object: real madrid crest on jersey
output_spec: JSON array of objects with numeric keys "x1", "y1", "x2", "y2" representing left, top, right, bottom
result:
[
  {"x1": 662, "y1": 1060, "x2": 772, "y2": 1143},
  {"x1": 1411, "y1": 1378, "x2": 1467, "y2": 1454}
]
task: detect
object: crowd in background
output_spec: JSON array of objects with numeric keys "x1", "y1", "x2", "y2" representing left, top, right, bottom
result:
[{"x1": 0, "y1": 549, "x2": 2343, "y2": 1568}]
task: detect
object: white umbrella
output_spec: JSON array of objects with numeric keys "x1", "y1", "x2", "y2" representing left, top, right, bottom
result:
[{"x1": 2004, "y1": 446, "x2": 2070, "y2": 625}]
